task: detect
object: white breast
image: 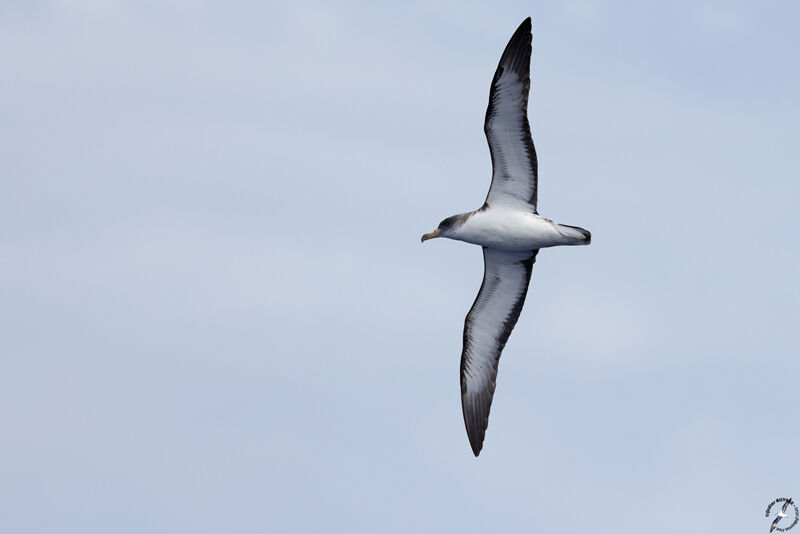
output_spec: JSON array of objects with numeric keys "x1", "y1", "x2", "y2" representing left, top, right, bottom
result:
[{"x1": 451, "y1": 209, "x2": 570, "y2": 251}]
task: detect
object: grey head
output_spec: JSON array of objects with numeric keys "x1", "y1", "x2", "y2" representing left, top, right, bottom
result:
[{"x1": 421, "y1": 213, "x2": 470, "y2": 242}]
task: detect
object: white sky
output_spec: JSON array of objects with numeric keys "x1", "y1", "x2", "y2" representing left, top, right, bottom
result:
[{"x1": 1, "y1": 1, "x2": 798, "y2": 532}]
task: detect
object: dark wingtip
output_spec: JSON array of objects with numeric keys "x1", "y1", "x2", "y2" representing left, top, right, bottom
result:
[
  {"x1": 495, "y1": 17, "x2": 532, "y2": 81},
  {"x1": 515, "y1": 17, "x2": 531, "y2": 36},
  {"x1": 513, "y1": 17, "x2": 532, "y2": 38},
  {"x1": 471, "y1": 440, "x2": 483, "y2": 457},
  {"x1": 467, "y1": 422, "x2": 484, "y2": 457},
  {"x1": 462, "y1": 393, "x2": 491, "y2": 458}
]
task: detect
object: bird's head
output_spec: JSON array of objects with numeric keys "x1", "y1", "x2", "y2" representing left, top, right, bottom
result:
[{"x1": 421, "y1": 214, "x2": 464, "y2": 242}]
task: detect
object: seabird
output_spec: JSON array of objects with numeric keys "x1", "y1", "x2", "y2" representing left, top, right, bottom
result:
[
  {"x1": 772, "y1": 499, "x2": 795, "y2": 532},
  {"x1": 422, "y1": 18, "x2": 591, "y2": 456}
]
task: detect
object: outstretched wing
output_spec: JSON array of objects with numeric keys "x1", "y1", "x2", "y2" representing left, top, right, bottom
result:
[
  {"x1": 483, "y1": 17, "x2": 538, "y2": 212},
  {"x1": 461, "y1": 247, "x2": 537, "y2": 456}
]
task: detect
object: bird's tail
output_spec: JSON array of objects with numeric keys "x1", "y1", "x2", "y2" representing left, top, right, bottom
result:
[{"x1": 557, "y1": 224, "x2": 591, "y2": 245}]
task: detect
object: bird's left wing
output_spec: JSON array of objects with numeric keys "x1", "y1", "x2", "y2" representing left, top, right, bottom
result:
[
  {"x1": 461, "y1": 247, "x2": 537, "y2": 456},
  {"x1": 483, "y1": 17, "x2": 538, "y2": 212}
]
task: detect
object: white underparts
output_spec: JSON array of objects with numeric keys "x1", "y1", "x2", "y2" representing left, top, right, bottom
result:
[{"x1": 446, "y1": 208, "x2": 589, "y2": 251}]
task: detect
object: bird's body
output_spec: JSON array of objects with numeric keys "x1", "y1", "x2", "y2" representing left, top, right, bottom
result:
[
  {"x1": 444, "y1": 208, "x2": 589, "y2": 251},
  {"x1": 422, "y1": 17, "x2": 591, "y2": 456}
]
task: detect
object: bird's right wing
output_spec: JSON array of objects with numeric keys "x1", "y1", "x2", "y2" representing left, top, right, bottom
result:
[
  {"x1": 483, "y1": 17, "x2": 538, "y2": 212},
  {"x1": 461, "y1": 247, "x2": 537, "y2": 456}
]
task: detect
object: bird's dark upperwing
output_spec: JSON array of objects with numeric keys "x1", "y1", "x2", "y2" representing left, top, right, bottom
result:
[
  {"x1": 461, "y1": 247, "x2": 537, "y2": 456},
  {"x1": 483, "y1": 17, "x2": 538, "y2": 212}
]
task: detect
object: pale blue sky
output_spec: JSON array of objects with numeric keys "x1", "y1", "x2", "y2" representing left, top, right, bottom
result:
[{"x1": 1, "y1": 1, "x2": 798, "y2": 533}]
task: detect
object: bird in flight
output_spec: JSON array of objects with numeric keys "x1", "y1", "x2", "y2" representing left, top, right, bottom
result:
[
  {"x1": 421, "y1": 18, "x2": 591, "y2": 456},
  {"x1": 771, "y1": 498, "x2": 794, "y2": 532}
]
